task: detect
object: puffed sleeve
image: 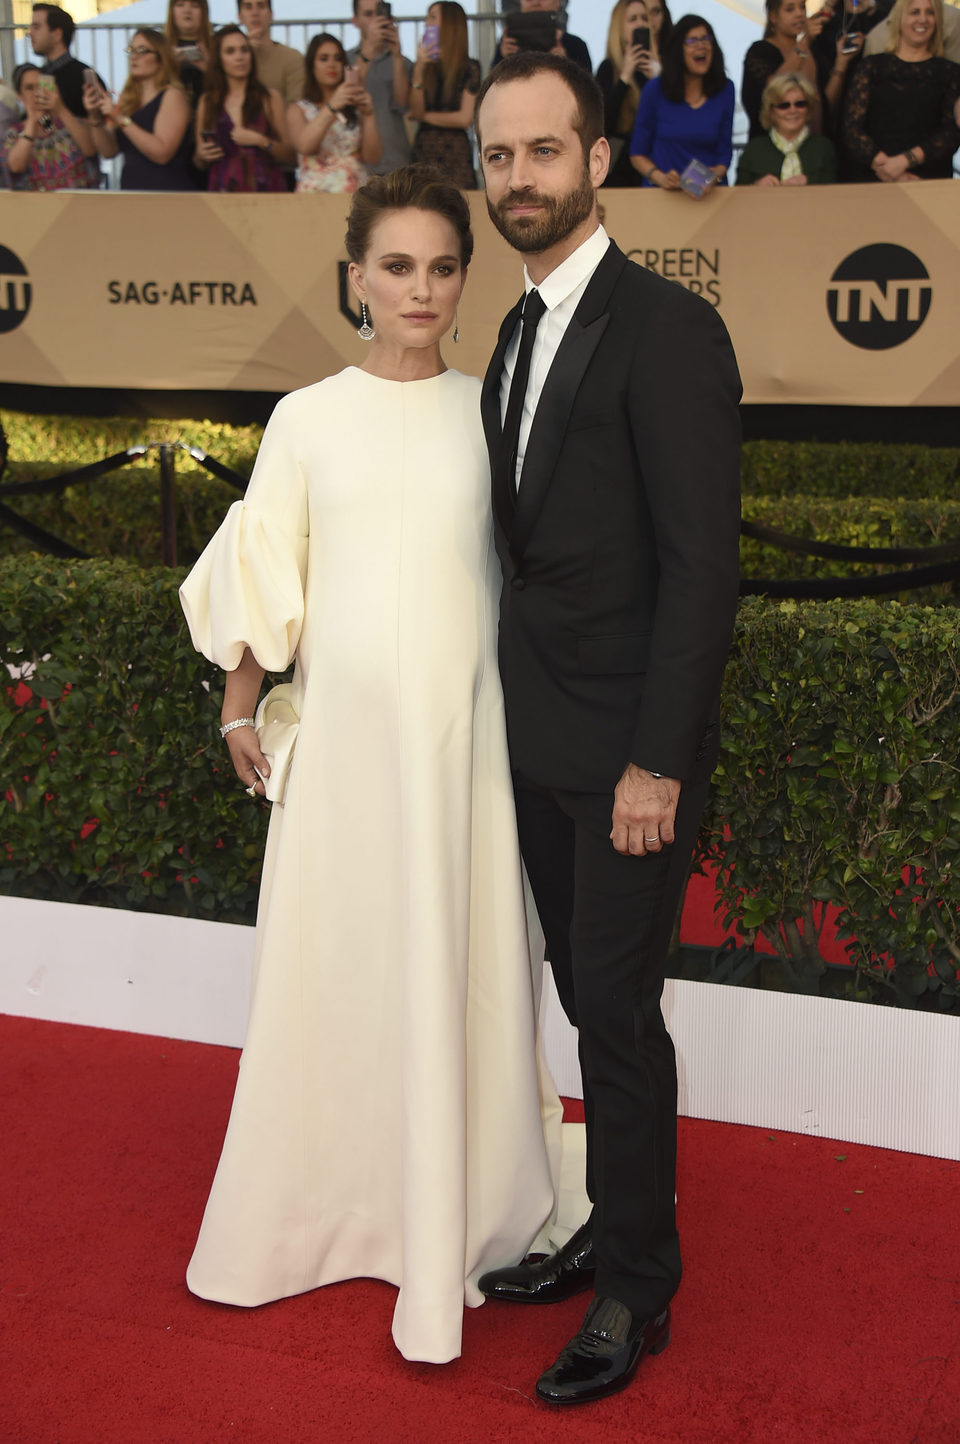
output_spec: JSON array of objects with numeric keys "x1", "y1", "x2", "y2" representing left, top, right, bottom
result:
[{"x1": 179, "y1": 395, "x2": 310, "y2": 673}]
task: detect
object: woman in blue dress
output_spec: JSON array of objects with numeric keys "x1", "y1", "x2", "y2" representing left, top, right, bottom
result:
[{"x1": 628, "y1": 14, "x2": 734, "y2": 191}]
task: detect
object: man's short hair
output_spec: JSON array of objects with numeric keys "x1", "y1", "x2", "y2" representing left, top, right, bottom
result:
[
  {"x1": 474, "y1": 51, "x2": 604, "y2": 163},
  {"x1": 236, "y1": 0, "x2": 273, "y2": 13},
  {"x1": 32, "y1": 4, "x2": 75, "y2": 48}
]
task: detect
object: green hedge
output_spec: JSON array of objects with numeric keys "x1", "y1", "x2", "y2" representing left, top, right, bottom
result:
[
  {"x1": 2, "y1": 557, "x2": 958, "y2": 1009},
  {"x1": 741, "y1": 496, "x2": 960, "y2": 599},
  {"x1": 1, "y1": 467, "x2": 237, "y2": 564},
  {"x1": 1, "y1": 557, "x2": 271, "y2": 922},
  {"x1": 740, "y1": 440, "x2": 959, "y2": 500},
  {"x1": 701, "y1": 597, "x2": 960, "y2": 1010},
  {"x1": 2, "y1": 411, "x2": 959, "y2": 500}
]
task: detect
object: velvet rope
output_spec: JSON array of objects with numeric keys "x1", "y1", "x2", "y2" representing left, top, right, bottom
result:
[{"x1": 741, "y1": 518, "x2": 960, "y2": 564}]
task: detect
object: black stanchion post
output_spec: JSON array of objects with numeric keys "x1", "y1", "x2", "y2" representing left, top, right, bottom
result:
[{"x1": 159, "y1": 443, "x2": 177, "y2": 567}]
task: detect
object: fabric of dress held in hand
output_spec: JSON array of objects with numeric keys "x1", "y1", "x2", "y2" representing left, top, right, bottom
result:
[{"x1": 179, "y1": 367, "x2": 559, "y2": 1364}]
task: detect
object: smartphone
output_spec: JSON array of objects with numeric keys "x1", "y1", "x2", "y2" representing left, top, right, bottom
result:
[
  {"x1": 345, "y1": 65, "x2": 360, "y2": 86},
  {"x1": 376, "y1": 0, "x2": 392, "y2": 15},
  {"x1": 201, "y1": 129, "x2": 217, "y2": 144},
  {"x1": 506, "y1": 13, "x2": 556, "y2": 52},
  {"x1": 840, "y1": 33, "x2": 860, "y2": 51},
  {"x1": 36, "y1": 74, "x2": 57, "y2": 104},
  {"x1": 632, "y1": 25, "x2": 651, "y2": 51},
  {"x1": 423, "y1": 22, "x2": 440, "y2": 58},
  {"x1": 82, "y1": 66, "x2": 101, "y2": 92},
  {"x1": 176, "y1": 43, "x2": 203, "y2": 63}
]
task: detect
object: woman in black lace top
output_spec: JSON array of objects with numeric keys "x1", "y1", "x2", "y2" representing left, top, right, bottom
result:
[
  {"x1": 842, "y1": 0, "x2": 960, "y2": 179},
  {"x1": 742, "y1": 0, "x2": 835, "y2": 139},
  {"x1": 409, "y1": 2, "x2": 480, "y2": 189}
]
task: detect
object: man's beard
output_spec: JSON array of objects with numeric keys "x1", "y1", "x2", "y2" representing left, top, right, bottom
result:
[{"x1": 486, "y1": 164, "x2": 595, "y2": 254}]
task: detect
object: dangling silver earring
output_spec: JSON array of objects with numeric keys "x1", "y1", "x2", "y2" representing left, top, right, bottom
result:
[
  {"x1": 358, "y1": 302, "x2": 375, "y2": 341},
  {"x1": 453, "y1": 308, "x2": 460, "y2": 344}
]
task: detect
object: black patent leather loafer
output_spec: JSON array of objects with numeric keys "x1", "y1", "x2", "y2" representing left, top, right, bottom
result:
[
  {"x1": 477, "y1": 1220, "x2": 595, "y2": 1304},
  {"x1": 535, "y1": 1296, "x2": 671, "y2": 1405}
]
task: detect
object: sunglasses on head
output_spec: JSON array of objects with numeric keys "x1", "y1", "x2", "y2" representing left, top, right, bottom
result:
[{"x1": 774, "y1": 98, "x2": 808, "y2": 109}]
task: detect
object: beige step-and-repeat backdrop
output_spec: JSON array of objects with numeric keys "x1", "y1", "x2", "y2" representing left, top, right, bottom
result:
[{"x1": 0, "y1": 181, "x2": 957, "y2": 404}]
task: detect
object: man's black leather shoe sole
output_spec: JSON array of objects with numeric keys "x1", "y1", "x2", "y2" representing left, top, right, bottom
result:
[
  {"x1": 535, "y1": 1297, "x2": 671, "y2": 1405},
  {"x1": 477, "y1": 1219, "x2": 595, "y2": 1304}
]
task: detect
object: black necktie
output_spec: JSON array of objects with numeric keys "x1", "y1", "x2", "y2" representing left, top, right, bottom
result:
[{"x1": 498, "y1": 288, "x2": 547, "y2": 497}]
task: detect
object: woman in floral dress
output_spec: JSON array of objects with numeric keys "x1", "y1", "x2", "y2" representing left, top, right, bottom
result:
[{"x1": 288, "y1": 32, "x2": 381, "y2": 193}]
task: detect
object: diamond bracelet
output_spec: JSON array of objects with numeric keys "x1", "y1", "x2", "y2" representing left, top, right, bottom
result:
[{"x1": 219, "y1": 716, "x2": 255, "y2": 739}]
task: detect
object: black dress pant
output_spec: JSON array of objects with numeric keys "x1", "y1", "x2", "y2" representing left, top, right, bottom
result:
[{"x1": 514, "y1": 771, "x2": 710, "y2": 1319}]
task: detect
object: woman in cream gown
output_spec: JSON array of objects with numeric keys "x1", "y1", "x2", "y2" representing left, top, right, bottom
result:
[{"x1": 179, "y1": 168, "x2": 560, "y2": 1365}]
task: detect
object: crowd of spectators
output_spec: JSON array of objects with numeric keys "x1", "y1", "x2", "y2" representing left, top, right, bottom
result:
[{"x1": 1, "y1": 0, "x2": 958, "y2": 193}]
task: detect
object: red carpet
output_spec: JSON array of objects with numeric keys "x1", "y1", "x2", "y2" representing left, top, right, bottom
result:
[{"x1": 2, "y1": 1014, "x2": 958, "y2": 1444}]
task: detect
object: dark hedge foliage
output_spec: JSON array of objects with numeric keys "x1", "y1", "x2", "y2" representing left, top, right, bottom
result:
[{"x1": 3, "y1": 558, "x2": 958, "y2": 1009}]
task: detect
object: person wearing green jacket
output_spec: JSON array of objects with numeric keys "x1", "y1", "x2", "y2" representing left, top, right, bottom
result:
[{"x1": 736, "y1": 71, "x2": 837, "y2": 184}]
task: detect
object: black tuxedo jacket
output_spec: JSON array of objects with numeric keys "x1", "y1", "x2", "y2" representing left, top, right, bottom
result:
[{"x1": 481, "y1": 240, "x2": 742, "y2": 795}]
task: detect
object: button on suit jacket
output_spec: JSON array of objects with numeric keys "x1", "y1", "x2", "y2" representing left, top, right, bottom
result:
[{"x1": 481, "y1": 240, "x2": 742, "y2": 795}]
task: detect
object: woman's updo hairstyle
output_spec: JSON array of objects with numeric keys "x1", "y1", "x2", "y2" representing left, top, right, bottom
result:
[{"x1": 345, "y1": 164, "x2": 474, "y2": 268}]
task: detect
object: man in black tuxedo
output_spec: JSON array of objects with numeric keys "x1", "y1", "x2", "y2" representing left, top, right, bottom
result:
[{"x1": 473, "y1": 52, "x2": 742, "y2": 1405}]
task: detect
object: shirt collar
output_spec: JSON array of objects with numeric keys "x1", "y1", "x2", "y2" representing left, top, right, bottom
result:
[
  {"x1": 523, "y1": 225, "x2": 610, "y2": 312},
  {"x1": 43, "y1": 52, "x2": 72, "y2": 73}
]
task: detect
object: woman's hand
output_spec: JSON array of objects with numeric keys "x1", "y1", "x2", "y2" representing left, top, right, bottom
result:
[
  {"x1": 328, "y1": 80, "x2": 356, "y2": 112},
  {"x1": 872, "y1": 149, "x2": 910, "y2": 182},
  {"x1": 98, "y1": 92, "x2": 122, "y2": 126},
  {"x1": 416, "y1": 39, "x2": 437, "y2": 66},
  {"x1": 803, "y1": 8, "x2": 829, "y2": 40},
  {"x1": 224, "y1": 726, "x2": 271, "y2": 798},
  {"x1": 833, "y1": 30, "x2": 863, "y2": 70},
  {"x1": 82, "y1": 79, "x2": 105, "y2": 117},
  {"x1": 619, "y1": 42, "x2": 645, "y2": 83},
  {"x1": 231, "y1": 123, "x2": 269, "y2": 147},
  {"x1": 196, "y1": 133, "x2": 224, "y2": 163},
  {"x1": 651, "y1": 166, "x2": 682, "y2": 189},
  {"x1": 354, "y1": 87, "x2": 374, "y2": 115},
  {"x1": 499, "y1": 33, "x2": 519, "y2": 58}
]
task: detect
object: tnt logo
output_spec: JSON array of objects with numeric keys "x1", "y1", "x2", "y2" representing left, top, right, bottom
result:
[
  {"x1": 0, "y1": 245, "x2": 31, "y2": 334},
  {"x1": 827, "y1": 244, "x2": 931, "y2": 351}
]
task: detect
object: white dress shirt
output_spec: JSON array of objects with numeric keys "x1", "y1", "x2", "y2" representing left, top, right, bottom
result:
[{"x1": 499, "y1": 224, "x2": 611, "y2": 489}]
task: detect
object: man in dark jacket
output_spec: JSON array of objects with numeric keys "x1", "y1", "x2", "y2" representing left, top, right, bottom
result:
[{"x1": 474, "y1": 51, "x2": 742, "y2": 1406}]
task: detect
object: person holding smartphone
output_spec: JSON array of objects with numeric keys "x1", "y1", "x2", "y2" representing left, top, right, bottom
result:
[
  {"x1": 164, "y1": 0, "x2": 214, "y2": 103},
  {"x1": 741, "y1": 0, "x2": 834, "y2": 140},
  {"x1": 84, "y1": 29, "x2": 197, "y2": 190},
  {"x1": 348, "y1": 0, "x2": 413, "y2": 175},
  {"x1": 494, "y1": 0, "x2": 593, "y2": 72},
  {"x1": 597, "y1": 0, "x2": 661, "y2": 185},
  {"x1": 2, "y1": 60, "x2": 96, "y2": 190},
  {"x1": 409, "y1": 2, "x2": 480, "y2": 188},
  {"x1": 287, "y1": 32, "x2": 381, "y2": 192},
  {"x1": 194, "y1": 24, "x2": 294, "y2": 192}
]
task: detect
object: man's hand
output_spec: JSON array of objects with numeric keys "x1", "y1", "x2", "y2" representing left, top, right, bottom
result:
[{"x1": 611, "y1": 765, "x2": 681, "y2": 856}]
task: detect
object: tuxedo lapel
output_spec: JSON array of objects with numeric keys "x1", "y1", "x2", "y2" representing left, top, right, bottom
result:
[
  {"x1": 482, "y1": 296, "x2": 524, "y2": 537},
  {"x1": 510, "y1": 243, "x2": 628, "y2": 563}
]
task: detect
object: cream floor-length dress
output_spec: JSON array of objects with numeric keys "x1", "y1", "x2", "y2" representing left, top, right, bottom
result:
[{"x1": 179, "y1": 367, "x2": 560, "y2": 1364}]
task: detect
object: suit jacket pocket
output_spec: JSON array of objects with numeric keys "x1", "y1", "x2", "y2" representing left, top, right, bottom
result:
[{"x1": 577, "y1": 632, "x2": 651, "y2": 674}]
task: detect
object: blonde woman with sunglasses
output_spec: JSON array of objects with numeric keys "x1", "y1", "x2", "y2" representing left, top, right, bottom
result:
[{"x1": 736, "y1": 72, "x2": 837, "y2": 183}]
